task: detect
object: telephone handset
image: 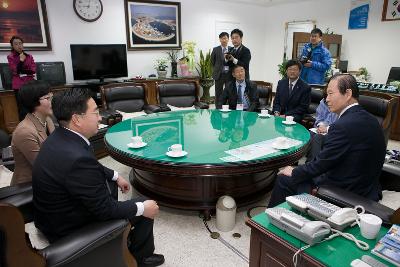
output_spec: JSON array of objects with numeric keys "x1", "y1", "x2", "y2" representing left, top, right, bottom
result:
[
  {"x1": 266, "y1": 207, "x2": 331, "y2": 245},
  {"x1": 328, "y1": 208, "x2": 358, "y2": 226}
]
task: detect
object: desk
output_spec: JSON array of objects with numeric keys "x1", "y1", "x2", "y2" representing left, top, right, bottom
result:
[
  {"x1": 246, "y1": 203, "x2": 394, "y2": 267},
  {"x1": 105, "y1": 110, "x2": 310, "y2": 215}
]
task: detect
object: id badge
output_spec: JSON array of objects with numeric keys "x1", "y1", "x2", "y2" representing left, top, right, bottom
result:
[{"x1": 236, "y1": 104, "x2": 244, "y2": 110}]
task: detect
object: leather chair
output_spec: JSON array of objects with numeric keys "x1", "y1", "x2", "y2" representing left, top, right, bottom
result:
[
  {"x1": 100, "y1": 82, "x2": 161, "y2": 125},
  {"x1": 156, "y1": 80, "x2": 209, "y2": 109},
  {"x1": 301, "y1": 86, "x2": 325, "y2": 128},
  {"x1": 0, "y1": 128, "x2": 14, "y2": 171},
  {"x1": 0, "y1": 63, "x2": 12, "y2": 90},
  {"x1": 252, "y1": 80, "x2": 273, "y2": 111},
  {"x1": 387, "y1": 67, "x2": 400, "y2": 84},
  {"x1": 0, "y1": 183, "x2": 137, "y2": 267}
]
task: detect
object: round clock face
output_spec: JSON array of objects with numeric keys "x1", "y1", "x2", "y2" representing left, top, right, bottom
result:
[{"x1": 74, "y1": 0, "x2": 103, "y2": 22}]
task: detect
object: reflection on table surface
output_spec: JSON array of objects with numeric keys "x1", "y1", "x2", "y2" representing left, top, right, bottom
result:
[{"x1": 105, "y1": 110, "x2": 310, "y2": 164}]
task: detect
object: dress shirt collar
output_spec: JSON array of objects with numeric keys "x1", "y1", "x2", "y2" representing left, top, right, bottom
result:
[
  {"x1": 339, "y1": 103, "x2": 359, "y2": 118},
  {"x1": 288, "y1": 77, "x2": 299, "y2": 88},
  {"x1": 63, "y1": 127, "x2": 90, "y2": 146},
  {"x1": 236, "y1": 80, "x2": 245, "y2": 89}
]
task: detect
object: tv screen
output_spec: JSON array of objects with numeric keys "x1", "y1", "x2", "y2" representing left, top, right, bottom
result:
[{"x1": 70, "y1": 44, "x2": 128, "y2": 81}]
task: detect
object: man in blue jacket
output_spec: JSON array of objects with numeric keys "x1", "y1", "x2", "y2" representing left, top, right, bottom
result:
[
  {"x1": 300, "y1": 28, "x2": 332, "y2": 85},
  {"x1": 268, "y1": 74, "x2": 386, "y2": 207}
]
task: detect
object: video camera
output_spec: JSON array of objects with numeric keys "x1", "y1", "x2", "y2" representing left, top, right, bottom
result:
[{"x1": 300, "y1": 55, "x2": 310, "y2": 64}]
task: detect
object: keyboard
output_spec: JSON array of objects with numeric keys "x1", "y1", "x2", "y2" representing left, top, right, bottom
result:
[{"x1": 286, "y1": 194, "x2": 341, "y2": 218}]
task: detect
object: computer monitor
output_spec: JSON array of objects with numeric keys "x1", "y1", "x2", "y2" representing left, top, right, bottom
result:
[
  {"x1": 36, "y1": 62, "x2": 66, "y2": 86},
  {"x1": 338, "y1": 60, "x2": 348, "y2": 73},
  {"x1": 70, "y1": 44, "x2": 128, "y2": 82}
]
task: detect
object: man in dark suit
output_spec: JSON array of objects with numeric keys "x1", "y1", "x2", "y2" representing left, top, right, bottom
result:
[
  {"x1": 211, "y1": 32, "x2": 232, "y2": 105},
  {"x1": 225, "y1": 29, "x2": 251, "y2": 80},
  {"x1": 268, "y1": 74, "x2": 386, "y2": 207},
  {"x1": 272, "y1": 59, "x2": 311, "y2": 122},
  {"x1": 33, "y1": 88, "x2": 164, "y2": 267},
  {"x1": 217, "y1": 64, "x2": 259, "y2": 111}
]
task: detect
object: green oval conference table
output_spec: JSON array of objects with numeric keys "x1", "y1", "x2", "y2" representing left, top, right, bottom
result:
[{"x1": 105, "y1": 109, "x2": 311, "y2": 216}]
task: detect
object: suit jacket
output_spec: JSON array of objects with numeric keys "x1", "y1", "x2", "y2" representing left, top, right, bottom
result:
[
  {"x1": 227, "y1": 45, "x2": 251, "y2": 80},
  {"x1": 292, "y1": 105, "x2": 386, "y2": 201},
  {"x1": 33, "y1": 127, "x2": 139, "y2": 242},
  {"x1": 10, "y1": 113, "x2": 55, "y2": 185},
  {"x1": 217, "y1": 80, "x2": 259, "y2": 111},
  {"x1": 272, "y1": 78, "x2": 311, "y2": 122},
  {"x1": 211, "y1": 45, "x2": 232, "y2": 80}
]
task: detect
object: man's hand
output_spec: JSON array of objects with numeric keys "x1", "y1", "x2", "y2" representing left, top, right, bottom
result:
[
  {"x1": 274, "y1": 111, "x2": 280, "y2": 116},
  {"x1": 19, "y1": 53, "x2": 26, "y2": 62},
  {"x1": 278, "y1": 166, "x2": 294, "y2": 177},
  {"x1": 317, "y1": 125, "x2": 328, "y2": 134},
  {"x1": 143, "y1": 200, "x2": 159, "y2": 219},
  {"x1": 304, "y1": 60, "x2": 312, "y2": 68},
  {"x1": 116, "y1": 176, "x2": 130, "y2": 193}
]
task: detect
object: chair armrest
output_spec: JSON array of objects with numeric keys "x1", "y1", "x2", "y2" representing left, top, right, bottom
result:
[
  {"x1": 100, "y1": 110, "x2": 115, "y2": 125},
  {"x1": 0, "y1": 182, "x2": 31, "y2": 201},
  {"x1": 40, "y1": 219, "x2": 132, "y2": 267},
  {"x1": 315, "y1": 185, "x2": 395, "y2": 226},
  {"x1": 144, "y1": 104, "x2": 162, "y2": 114},
  {"x1": 0, "y1": 183, "x2": 33, "y2": 223},
  {"x1": 194, "y1": 102, "x2": 209, "y2": 109}
]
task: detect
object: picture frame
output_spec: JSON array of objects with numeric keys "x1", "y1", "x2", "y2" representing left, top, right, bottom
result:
[
  {"x1": 124, "y1": 0, "x2": 181, "y2": 50},
  {"x1": 382, "y1": 0, "x2": 400, "y2": 21},
  {"x1": 0, "y1": 0, "x2": 52, "y2": 51}
]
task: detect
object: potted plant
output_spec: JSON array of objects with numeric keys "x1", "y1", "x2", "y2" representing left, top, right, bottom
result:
[
  {"x1": 154, "y1": 58, "x2": 168, "y2": 78},
  {"x1": 196, "y1": 50, "x2": 214, "y2": 104},
  {"x1": 166, "y1": 50, "x2": 180, "y2": 77},
  {"x1": 278, "y1": 59, "x2": 288, "y2": 78}
]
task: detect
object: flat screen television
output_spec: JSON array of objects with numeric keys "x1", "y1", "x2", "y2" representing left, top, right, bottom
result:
[{"x1": 70, "y1": 44, "x2": 128, "y2": 81}]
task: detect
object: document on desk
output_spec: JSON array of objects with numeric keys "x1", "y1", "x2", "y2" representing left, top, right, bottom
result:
[{"x1": 223, "y1": 138, "x2": 302, "y2": 161}]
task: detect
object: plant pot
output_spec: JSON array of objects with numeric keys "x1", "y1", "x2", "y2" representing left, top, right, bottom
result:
[
  {"x1": 200, "y1": 78, "x2": 215, "y2": 104},
  {"x1": 171, "y1": 62, "x2": 178, "y2": 77},
  {"x1": 157, "y1": 70, "x2": 167, "y2": 79}
]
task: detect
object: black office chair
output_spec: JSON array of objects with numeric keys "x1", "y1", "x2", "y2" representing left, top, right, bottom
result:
[
  {"x1": 0, "y1": 63, "x2": 12, "y2": 90},
  {"x1": 36, "y1": 62, "x2": 66, "y2": 87},
  {"x1": 0, "y1": 183, "x2": 137, "y2": 267},
  {"x1": 301, "y1": 87, "x2": 325, "y2": 128},
  {"x1": 387, "y1": 67, "x2": 400, "y2": 84},
  {"x1": 252, "y1": 80, "x2": 273, "y2": 111}
]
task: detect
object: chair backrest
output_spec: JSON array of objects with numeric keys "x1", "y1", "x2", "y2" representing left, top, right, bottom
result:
[
  {"x1": 0, "y1": 63, "x2": 12, "y2": 90},
  {"x1": 101, "y1": 83, "x2": 147, "y2": 113},
  {"x1": 387, "y1": 67, "x2": 400, "y2": 84},
  {"x1": 157, "y1": 80, "x2": 199, "y2": 107},
  {"x1": 308, "y1": 87, "x2": 325, "y2": 114},
  {"x1": 359, "y1": 91, "x2": 398, "y2": 144},
  {"x1": 252, "y1": 80, "x2": 273, "y2": 107},
  {"x1": 36, "y1": 62, "x2": 66, "y2": 86}
]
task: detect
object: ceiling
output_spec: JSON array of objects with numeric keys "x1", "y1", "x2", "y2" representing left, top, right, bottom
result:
[{"x1": 217, "y1": 0, "x2": 313, "y2": 7}]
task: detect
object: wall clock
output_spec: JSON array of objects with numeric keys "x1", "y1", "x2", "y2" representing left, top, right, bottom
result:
[{"x1": 73, "y1": 0, "x2": 103, "y2": 22}]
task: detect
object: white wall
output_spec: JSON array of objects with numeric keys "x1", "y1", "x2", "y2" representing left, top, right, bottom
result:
[
  {"x1": 1, "y1": 0, "x2": 399, "y2": 90},
  {"x1": 0, "y1": 0, "x2": 269, "y2": 93},
  {"x1": 264, "y1": 0, "x2": 400, "y2": 86}
]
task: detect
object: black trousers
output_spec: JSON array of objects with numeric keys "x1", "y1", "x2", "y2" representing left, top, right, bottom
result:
[
  {"x1": 267, "y1": 174, "x2": 315, "y2": 208},
  {"x1": 107, "y1": 182, "x2": 155, "y2": 262},
  {"x1": 214, "y1": 73, "x2": 230, "y2": 105}
]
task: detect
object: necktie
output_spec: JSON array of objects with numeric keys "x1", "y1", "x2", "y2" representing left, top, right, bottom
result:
[
  {"x1": 237, "y1": 84, "x2": 243, "y2": 104},
  {"x1": 289, "y1": 83, "x2": 293, "y2": 95}
]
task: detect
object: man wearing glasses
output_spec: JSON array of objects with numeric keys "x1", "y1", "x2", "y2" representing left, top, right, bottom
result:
[{"x1": 32, "y1": 88, "x2": 165, "y2": 267}]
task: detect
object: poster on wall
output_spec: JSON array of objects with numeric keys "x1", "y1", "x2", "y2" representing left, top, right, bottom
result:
[
  {"x1": 348, "y1": 0, "x2": 370, "y2": 29},
  {"x1": 382, "y1": 0, "x2": 400, "y2": 21},
  {"x1": 124, "y1": 0, "x2": 181, "y2": 50},
  {"x1": 0, "y1": 0, "x2": 51, "y2": 51}
]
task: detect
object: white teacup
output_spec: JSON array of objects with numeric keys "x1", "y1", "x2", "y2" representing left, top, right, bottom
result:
[
  {"x1": 168, "y1": 144, "x2": 183, "y2": 154},
  {"x1": 356, "y1": 214, "x2": 382, "y2": 239},
  {"x1": 286, "y1": 116, "x2": 294, "y2": 123},
  {"x1": 222, "y1": 105, "x2": 229, "y2": 111},
  {"x1": 275, "y1": 137, "x2": 288, "y2": 147},
  {"x1": 261, "y1": 109, "x2": 269, "y2": 115},
  {"x1": 131, "y1": 136, "x2": 143, "y2": 144}
]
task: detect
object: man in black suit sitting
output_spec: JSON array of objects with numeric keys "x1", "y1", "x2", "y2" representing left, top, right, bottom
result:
[
  {"x1": 217, "y1": 64, "x2": 259, "y2": 112},
  {"x1": 272, "y1": 59, "x2": 311, "y2": 122},
  {"x1": 268, "y1": 74, "x2": 386, "y2": 207},
  {"x1": 33, "y1": 88, "x2": 164, "y2": 267}
]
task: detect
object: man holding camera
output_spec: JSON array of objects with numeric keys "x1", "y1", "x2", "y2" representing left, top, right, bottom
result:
[
  {"x1": 211, "y1": 32, "x2": 232, "y2": 105},
  {"x1": 225, "y1": 29, "x2": 251, "y2": 80},
  {"x1": 299, "y1": 28, "x2": 332, "y2": 85}
]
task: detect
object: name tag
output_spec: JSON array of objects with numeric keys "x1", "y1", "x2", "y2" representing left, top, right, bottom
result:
[
  {"x1": 236, "y1": 104, "x2": 244, "y2": 110},
  {"x1": 19, "y1": 74, "x2": 28, "y2": 77}
]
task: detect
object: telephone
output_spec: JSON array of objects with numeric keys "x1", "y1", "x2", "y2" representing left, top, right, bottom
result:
[
  {"x1": 286, "y1": 194, "x2": 359, "y2": 230},
  {"x1": 265, "y1": 207, "x2": 331, "y2": 245}
]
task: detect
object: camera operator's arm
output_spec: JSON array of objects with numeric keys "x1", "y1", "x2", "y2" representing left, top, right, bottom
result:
[{"x1": 311, "y1": 49, "x2": 332, "y2": 72}]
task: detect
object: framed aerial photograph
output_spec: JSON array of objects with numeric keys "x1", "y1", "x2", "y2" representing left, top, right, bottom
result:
[
  {"x1": 382, "y1": 0, "x2": 400, "y2": 21},
  {"x1": 124, "y1": 0, "x2": 181, "y2": 50},
  {"x1": 0, "y1": 0, "x2": 52, "y2": 51}
]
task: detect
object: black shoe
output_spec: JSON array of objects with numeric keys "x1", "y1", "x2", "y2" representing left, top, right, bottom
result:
[{"x1": 139, "y1": 253, "x2": 165, "y2": 267}]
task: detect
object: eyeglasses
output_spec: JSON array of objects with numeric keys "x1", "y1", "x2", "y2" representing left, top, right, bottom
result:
[
  {"x1": 80, "y1": 110, "x2": 100, "y2": 117},
  {"x1": 40, "y1": 93, "x2": 53, "y2": 101}
]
